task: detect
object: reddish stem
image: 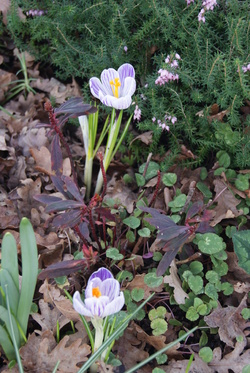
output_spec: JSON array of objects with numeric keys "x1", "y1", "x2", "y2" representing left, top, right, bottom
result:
[
  {"x1": 98, "y1": 152, "x2": 107, "y2": 199},
  {"x1": 45, "y1": 101, "x2": 78, "y2": 186},
  {"x1": 149, "y1": 170, "x2": 161, "y2": 207}
]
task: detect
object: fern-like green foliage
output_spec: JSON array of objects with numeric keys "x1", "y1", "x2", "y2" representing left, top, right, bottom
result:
[{"x1": 7, "y1": 0, "x2": 250, "y2": 168}]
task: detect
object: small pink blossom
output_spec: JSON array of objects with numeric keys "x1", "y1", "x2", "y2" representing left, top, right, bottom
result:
[
  {"x1": 152, "y1": 117, "x2": 156, "y2": 122},
  {"x1": 242, "y1": 64, "x2": 250, "y2": 73},
  {"x1": 171, "y1": 116, "x2": 177, "y2": 124},
  {"x1": 133, "y1": 105, "x2": 141, "y2": 121},
  {"x1": 198, "y1": 8, "x2": 206, "y2": 23},
  {"x1": 124, "y1": 46, "x2": 128, "y2": 53},
  {"x1": 186, "y1": 0, "x2": 195, "y2": 5},
  {"x1": 175, "y1": 53, "x2": 181, "y2": 60}
]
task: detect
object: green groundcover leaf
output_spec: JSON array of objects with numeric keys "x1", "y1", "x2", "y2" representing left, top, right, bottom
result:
[{"x1": 232, "y1": 230, "x2": 250, "y2": 274}]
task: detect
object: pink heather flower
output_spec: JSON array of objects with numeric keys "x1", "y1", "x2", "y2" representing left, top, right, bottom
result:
[
  {"x1": 133, "y1": 105, "x2": 141, "y2": 121},
  {"x1": 152, "y1": 117, "x2": 156, "y2": 122},
  {"x1": 186, "y1": 0, "x2": 195, "y2": 5},
  {"x1": 73, "y1": 268, "x2": 124, "y2": 319},
  {"x1": 165, "y1": 55, "x2": 170, "y2": 63},
  {"x1": 242, "y1": 64, "x2": 250, "y2": 73},
  {"x1": 175, "y1": 53, "x2": 181, "y2": 60},
  {"x1": 144, "y1": 83, "x2": 148, "y2": 88},
  {"x1": 171, "y1": 116, "x2": 177, "y2": 124},
  {"x1": 202, "y1": 0, "x2": 218, "y2": 11},
  {"x1": 171, "y1": 60, "x2": 179, "y2": 68},
  {"x1": 198, "y1": 9, "x2": 206, "y2": 23},
  {"x1": 124, "y1": 46, "x2": 128, "y2": 53}
]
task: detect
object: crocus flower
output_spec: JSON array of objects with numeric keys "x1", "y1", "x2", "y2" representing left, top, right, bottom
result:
[
  {"x1": 89, "y1": 63, "x2": 136, "y2": 110},
  {"x1": 73, "y1": 267, "x2": 124, "y2": 319}
]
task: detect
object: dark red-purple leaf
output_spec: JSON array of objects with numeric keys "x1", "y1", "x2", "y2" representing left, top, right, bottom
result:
[
  {"x1": 51, "y1": 134, "x2": 63, "y2": 176},
  {"x1": 51, "y1": 175, "x2": 71, "y2": 199},
  {"x1": 38, "y1": 259, "x2": 86, "y2": 280},
  {"x1": 62, "y1": 175, "x2": 84, "y2": 203},
  {"x1": 95, "y1": 207, "x2": 116, "y2": 221},
  {"x1": 79, "y1": 221, "x2": 91, "y2": 241},
  {"x1": 52, "y1": 209, "x2": 82, "y2": 228},
  {"x1": 34, "y1": 194, "x2": 63, "y2": 204},
  {"x1": 156, "y1": 230, "x2": 195, "y2": 276},
  {"x1": 45, "y1": 200, "x2": 84, "y2": 213},
  {"x1": 54, "y1": 98, "x2": 97, "y2": 115},
  {"x1": 186, "y1": 200, "x2": 203, "y2": 220}
]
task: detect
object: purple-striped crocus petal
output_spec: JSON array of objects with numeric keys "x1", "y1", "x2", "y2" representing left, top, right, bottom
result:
[
  {"x1": 73, "y1": 291, "x2": 93, "y2": 317},
  {"x1": 118, "y1": 63, "x2": 135, "y2": 84},
  {"x1": 89, "y1": 77, "x2": 108, "y2": 99},
  {"x1": 84, "y1": 296, "x2": 110, "y2": 318},
  {"x1": 100, "y1": 278, "x2": 120, "y2": 302},
  {"x1": 102, "y1": 292, "x2": 125, "y2": 318},
  {"x1": 100, "y1": 68, "x2": 120, "y2": 97},
  {"x1": 120, "y1": 76, "x2": 136, "y2": 97},
  {"x1": 101, "y1": 94, "x2": 132, "y2": 110},
  {"x1": 89, "y1": 267, "x2": 114, "y2": 282}
]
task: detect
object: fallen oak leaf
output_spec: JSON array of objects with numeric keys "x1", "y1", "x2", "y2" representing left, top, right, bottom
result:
[
  {"x1": 19, "y1": 330, "x2": 91, "y2": 373},
  {"x1": 164, "y1": 260, "x2": 189, "y2": 305}
]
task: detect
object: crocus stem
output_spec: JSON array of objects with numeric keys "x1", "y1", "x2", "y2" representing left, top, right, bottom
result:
[
  {"x1": 84, "y1": 154, "x2": 93, "y2": 200},
  {"x1": 95, "y1": 109, "x2": 122, "y2": 195},
  {"x1": 90, "y1": 317, "x2": 104, "y2": 372}
]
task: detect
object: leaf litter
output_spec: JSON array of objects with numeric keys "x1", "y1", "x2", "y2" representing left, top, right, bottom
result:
[{"x1": 0, "y1": 36, "x2": 249, "y2": 373}]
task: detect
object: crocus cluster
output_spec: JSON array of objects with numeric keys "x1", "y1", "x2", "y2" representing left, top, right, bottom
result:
[
  {"x1": 242, "y1": 64, "x2": 250, "y2": 73},
  {"x1": 26, "y1": 9, "x2": 47, "y2": 17},
  {"x1": 155, "y1": 53, "x2": 180, "y2": 86},
  {"x1": 133, "y1": 105, "x2": 141, "y2": 122}
]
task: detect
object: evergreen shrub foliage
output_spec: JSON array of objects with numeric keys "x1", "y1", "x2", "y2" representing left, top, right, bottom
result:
[{"x1": 7, "y1": 0, "x2": 250, "y2": 169}]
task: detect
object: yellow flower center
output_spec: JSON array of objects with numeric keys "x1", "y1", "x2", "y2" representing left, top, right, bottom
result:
[
  {"x1": 92, "y1": 286, "x2": 102, "y2": 298},
  {"x1": 110, "y1": 78, "x2": 121, "y2": 98}
]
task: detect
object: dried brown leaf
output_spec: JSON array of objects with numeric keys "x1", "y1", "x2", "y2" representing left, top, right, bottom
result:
[
  {"x1": 204, "y1": 294, "x2": 250, "y2": 347},
  {"x1": 164, "y1": 261, "x2": 189, "y2": 304}
]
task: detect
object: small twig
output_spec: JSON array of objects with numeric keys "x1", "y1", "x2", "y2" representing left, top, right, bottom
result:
[
  {"x1": 179, "y1": 180, "x2": 196, "y2": 215},
  {"x1": 98, "y1": 152, "x2": 107, "y2": 199},
  {"x1": 149, "y1": 170, "x2": 161, "y2": 207}
]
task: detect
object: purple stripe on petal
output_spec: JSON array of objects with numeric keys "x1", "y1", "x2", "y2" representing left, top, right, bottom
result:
[
  {"x1": 85, "y1": 296, "x2": 109, "y2": 318},
  {"x1": 101, "y1": 68, "x2": 119, "y2": 97},
  {"x1": 102, "y1": 293, "x2": 125, "y2": 318},
  {"x1": 102, "y1": 95, "x2": 132, "y2": 110},
  {"x1": 89, "y1": 267, "x2": 113, "y2": 282},
  {"x1": 100, "y1": 278, "x2": 120, "y2": 301},
  {"x1": 121, "y1": 76, "x2": 136, "y2": 97},
  {"x1": 118, "y1": 63, "x2": 135, "y2": 84},
  {"x1": 89, "y1": 77, "x2": 107, "y2": 99}
]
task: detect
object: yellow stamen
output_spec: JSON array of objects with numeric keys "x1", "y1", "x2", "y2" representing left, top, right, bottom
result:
[
  {"x1": 110, "y1": 77, "x2": 121, "y2": 98},
  {"x1": 92, "y1": 287, "x2": 102, "y2": 298}
]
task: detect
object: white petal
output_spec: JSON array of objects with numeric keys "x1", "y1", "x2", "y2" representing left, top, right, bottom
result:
[
  {"x1": 102, "y1": 293, "x2": 125, "y2": 318},
  {"x1": 89, "y1": 77, "x2": 108, "y2": 99},
  {"x1": 85, "y1": 296, "x2": 109, "y2": 318},
  {"x1": 100, "y1": 278, "x2": 120, "y2": 301},
  {"x1": 120, "y1": 77, "x2": 136, "y2": 97},
  {"x1": 101, "y1": 94, "x2": 132, "y2": 110},
  {"x1": 100, "y1": 68, "x2": 119, "y2": 97},
  {"x1": 85, "y1": 277, "x2": 102, "y2": 299},
  {"x1": 73, "y1": 291, "x2": 93, "y2": 317}
]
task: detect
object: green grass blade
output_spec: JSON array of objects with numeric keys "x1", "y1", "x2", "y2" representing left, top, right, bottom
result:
[
  {"x1": 17, "y1": 218, "x2": 38, "y2": 339},
  {"x1": 0, "y1": 324, "x2": 16, "y2": 361},
  {"x1": 1, "y1": 232, "x2": 19, "y2": 290}
]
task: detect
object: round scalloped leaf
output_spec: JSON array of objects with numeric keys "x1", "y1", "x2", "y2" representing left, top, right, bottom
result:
[
  {"x1": 106, "y1": 248, "x2": 124, "y2": 260},
  {"x1": 205, "y1": 270, "x2": 220, "y2": 283},
  {"x1": 197, "y1": 233, "x2": 224, "y2": 254},
  {"x1": 199, "y1": 347, "x2": 213, "y2": 363},
  {"x1": 235, "y1": 174, "x2": 249, "y2": 191},
  {"x1": 150, "y1": 318, "x2": 168, "y2": 336},
  {"x1": 149, "y1": 306, "x2": 167, "y2": 321},
  {"x1": 156, "y1": 354, "x2": 168, "y2": 364},
  {"x1": 123, "y1": 216, "x2": 141, "y2": 229},
  {"x1": 131, "y1": 288, "x2": 144, "y2": 302},
  {"x1": 135, "y1": 173, "x2": 145, "y2": 187},
  {"x1": 187, "y1": 275, "x2": 203, "y2": 294},
  {"x1": 186, "y1": 306, "x2": 199, "y2": 321},
  {"x1": 144, "y1": 272, "x2": 163, "y2": 288},
  {"x1": 205, "y1": 283, "x2": 218, "y2": 300},
  {"x1": 139, "y1": 161, "x2": 160, "y2": 180},
  {"x1": 138, "y1": 227, "x2": 151, "y2": 237},
  {"x1": 189, "y1": 261, "x2": 203, "y2": 275},
  {"x1": 162, "y1": 173, "x2": 177, "y2": 186},
  {"x1": 153, "y1": 368, "x2": 166, "y2": 373}
]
